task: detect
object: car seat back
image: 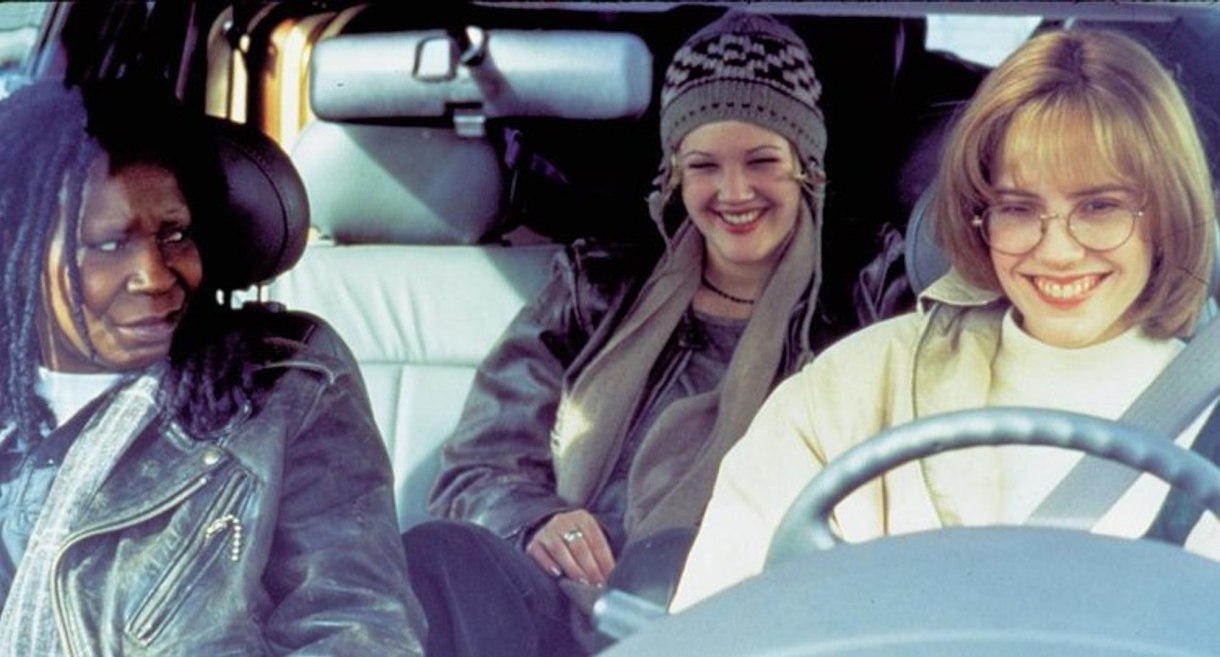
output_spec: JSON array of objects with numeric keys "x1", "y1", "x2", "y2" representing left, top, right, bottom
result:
[{"x1": 266, "y1": 27, "x2": 652, "y2": 529}]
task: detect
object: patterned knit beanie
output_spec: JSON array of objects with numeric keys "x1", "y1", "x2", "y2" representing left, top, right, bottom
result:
[{"x1": 660, "y1": 10, "x2": 827, "y2": 175}]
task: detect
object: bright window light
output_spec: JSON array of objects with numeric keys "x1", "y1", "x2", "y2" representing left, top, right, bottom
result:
[{"x1": 926, "y1": 15, "x2": 1044, "y2": 68}]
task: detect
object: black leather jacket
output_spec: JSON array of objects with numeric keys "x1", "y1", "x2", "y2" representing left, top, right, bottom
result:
[
  {"x1": 429, "y1": 241, "x2": 817, "y2": 549},
  {"x1": 43, "y1": 307, "x2": 424, "y2": 656}
]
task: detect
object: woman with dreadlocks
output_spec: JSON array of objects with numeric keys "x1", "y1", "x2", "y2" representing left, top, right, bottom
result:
[{"x1": 0, "y1": 79, "x2": 423, "y2": 655}]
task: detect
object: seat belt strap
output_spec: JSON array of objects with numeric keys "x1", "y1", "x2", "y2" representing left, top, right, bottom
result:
[
  {"x1": 1028, "y1": 316, "x2": 1220, "y2": 528},
  {"x1": 1142, "y1": 402, "x2": 1220, "y2": 545}
]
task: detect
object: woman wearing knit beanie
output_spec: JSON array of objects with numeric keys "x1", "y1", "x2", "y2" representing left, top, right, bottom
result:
[{"x1": 403, "y1": 10, "x2": 828, "y2": 655}]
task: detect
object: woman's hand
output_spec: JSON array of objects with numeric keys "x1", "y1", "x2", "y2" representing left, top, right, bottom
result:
[{"x1": 526, "y1": 509, "x2": 616, "y2": 587}]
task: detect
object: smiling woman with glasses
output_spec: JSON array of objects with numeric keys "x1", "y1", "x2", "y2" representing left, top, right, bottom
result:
[{"x1": 674, "y1": 27, "x2": 1218, "y2": 612}]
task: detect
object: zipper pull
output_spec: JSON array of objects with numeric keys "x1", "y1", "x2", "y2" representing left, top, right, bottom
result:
[{"x1": 204, "y1": 513, "x2": 244, "y2": 562}]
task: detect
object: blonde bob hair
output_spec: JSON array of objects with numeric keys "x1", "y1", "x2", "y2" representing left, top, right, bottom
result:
[{"x1": 933, "y1": 28, "x2": 1216, "y2": 339}]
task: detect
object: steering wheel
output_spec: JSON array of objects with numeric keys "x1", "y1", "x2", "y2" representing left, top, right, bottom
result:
[
  {"x1": 766, "y1": 406, "x2": 1220, "y2": 567},
  {"x1": 602, "y1": 407, "x2": 1220, "y2": 656}
]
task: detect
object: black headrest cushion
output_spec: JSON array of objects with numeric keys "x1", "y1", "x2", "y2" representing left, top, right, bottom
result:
[{"x1": 208, "y1": 118, "x2": 310, "y2": 290}]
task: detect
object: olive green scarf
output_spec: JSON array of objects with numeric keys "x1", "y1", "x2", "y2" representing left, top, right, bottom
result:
[{"x1": 552, "y1": 203, "x2": 819, "y2": 543}]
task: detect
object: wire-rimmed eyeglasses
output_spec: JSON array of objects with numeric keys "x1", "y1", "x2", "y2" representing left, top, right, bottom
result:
[{"x1": 971, "y1": 199, "x2": 1144, "y2": 256}]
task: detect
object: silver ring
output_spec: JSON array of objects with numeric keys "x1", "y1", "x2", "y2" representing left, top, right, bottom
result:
[{"x1": 561, "y1": 528, "x2": 585, "y2": 544}]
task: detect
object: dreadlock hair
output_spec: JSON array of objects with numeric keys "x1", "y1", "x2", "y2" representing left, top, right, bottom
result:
[
  {"x1": 0, "y1": 79, "x2": 256, "y2": 455},
  {"x1": 0, "y1": 81, "x2": 91, "y2": 446}
]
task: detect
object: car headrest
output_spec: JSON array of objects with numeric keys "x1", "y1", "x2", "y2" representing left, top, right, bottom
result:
[
  {"x1": 290, "y1": 122, "x2": 502, "y2": 245},
  {"x1": 309, "y1": 30, "x2": 653, "y2": 124},
  {"x1": 903, "y1": 188, "x2": 951, "y2": 298},
  {"x1": 208, "y1": 117, "x2": 310, "y2": 289},
  {"x1": 904, "y1": 186, "x2": 1220, "y2": 324}
]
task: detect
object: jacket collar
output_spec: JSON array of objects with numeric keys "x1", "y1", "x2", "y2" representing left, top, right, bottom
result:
[
  {"x1": 917, "y1": 268, "x2": 1004, "y2": 313},
  {"x1": 912, "y1": 269, "x2": 1008, "y2": 420}
]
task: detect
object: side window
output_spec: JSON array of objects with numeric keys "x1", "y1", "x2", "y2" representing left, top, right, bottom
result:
[{"x1": 0, "y1": 2, "x2": 51, "y2": 99}]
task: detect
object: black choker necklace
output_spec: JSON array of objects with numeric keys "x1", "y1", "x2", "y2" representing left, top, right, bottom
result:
[{"x1": 701, "y1": 275, "x2": 756, "y2": 305}]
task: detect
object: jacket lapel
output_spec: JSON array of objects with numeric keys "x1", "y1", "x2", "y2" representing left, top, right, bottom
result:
[
  {"x1": 72, "y1": 420, "x2": 231, "y2": 534},
  {"x1": 912, "y1": 269, "x2": 1005, "y2": 418}
]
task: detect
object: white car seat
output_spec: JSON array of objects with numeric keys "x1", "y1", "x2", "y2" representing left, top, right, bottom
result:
[{"x1": 266, "y1": 28, "x2": 652, "y2": 529}]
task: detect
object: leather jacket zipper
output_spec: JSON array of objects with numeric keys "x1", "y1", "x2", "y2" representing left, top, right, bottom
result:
[
  {"x1": 50, "y1": 473, "x2": 213, "y2": 657},
  {"x1": 127, "y1": 471, "x2": 252, "y2": 646}
]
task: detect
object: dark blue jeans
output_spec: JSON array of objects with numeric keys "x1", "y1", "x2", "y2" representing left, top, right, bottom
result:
[{"x1": 402, "y1": 520, "x2": 587, "y2": 657}]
